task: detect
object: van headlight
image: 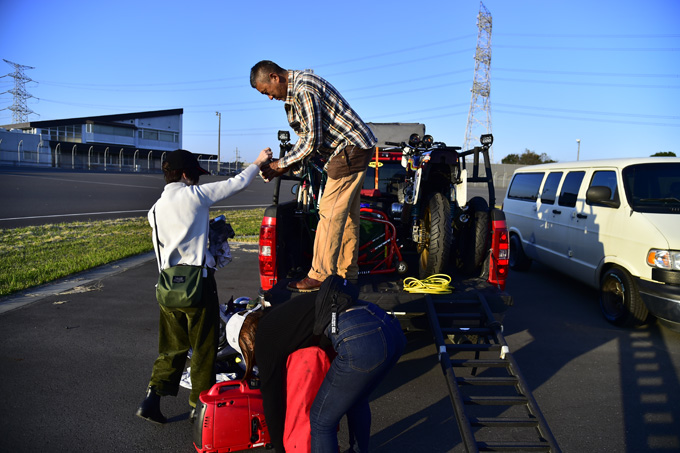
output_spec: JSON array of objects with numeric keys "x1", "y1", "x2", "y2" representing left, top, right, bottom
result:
[{"x1": 647, "y1": 249, "x2": 680, "y2": 270}]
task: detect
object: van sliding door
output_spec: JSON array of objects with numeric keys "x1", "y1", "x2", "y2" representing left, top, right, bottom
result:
[
  {"x1": 534, "y1": 171, "x2": 563, "y2": 262},
  {"x1": 555, "y1": 171, "x2": 586, "y2": 275},
  {"x1": 571, "y1": 169, "x2": 619, "y2": 285}
]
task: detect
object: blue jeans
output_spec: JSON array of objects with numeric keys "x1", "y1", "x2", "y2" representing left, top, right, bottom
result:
[{"x1": 310, "y1": 303, "x2": 406, "y2": 452}]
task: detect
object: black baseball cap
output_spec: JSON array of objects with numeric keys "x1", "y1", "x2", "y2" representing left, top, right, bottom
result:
[{"x1": 164, "y1": 149, "x2": 209, "y2": 175}]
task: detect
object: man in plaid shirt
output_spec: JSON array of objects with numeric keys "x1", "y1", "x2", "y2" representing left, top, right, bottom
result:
[{"x1": 251, "y1": 60, "x2": 377, "y2": 292}]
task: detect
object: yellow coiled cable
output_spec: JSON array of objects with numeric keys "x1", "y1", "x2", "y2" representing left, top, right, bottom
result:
[{"x1": 403, "y1": 274, "x2": 454, "y2": 294}]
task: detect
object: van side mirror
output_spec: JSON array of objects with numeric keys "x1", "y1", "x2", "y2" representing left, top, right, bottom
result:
[{"x1": 586, "y1": 186, "x2": 619, "y2": 208}]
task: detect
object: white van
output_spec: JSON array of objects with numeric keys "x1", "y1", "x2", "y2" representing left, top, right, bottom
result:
[{"x1": 502, "y1": 158, "x2": 680, "y2": 330}]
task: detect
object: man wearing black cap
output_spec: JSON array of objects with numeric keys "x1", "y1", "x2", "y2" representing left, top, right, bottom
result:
[{"x1": 136, "y1": 147, "x2": 272, "y2": 425}]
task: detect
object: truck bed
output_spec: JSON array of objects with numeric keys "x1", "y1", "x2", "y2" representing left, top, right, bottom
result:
[
  {"x1": 263, "y1": 265, "x2": 513, "y2": 331},
  {"x1": 261, "y1": 198, "x2": 512, "y2": 330}
]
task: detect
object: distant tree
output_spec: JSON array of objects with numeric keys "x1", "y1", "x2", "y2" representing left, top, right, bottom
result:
[
  {"x1": 502, "y1": 153, "x2": 520, "y2": 164},
  {"x1": 501, "y1": 149, "x2": 556, "y2": 165},
  {"x1": 536, "y1": 152, "x2": 556, "y2": 164},
  {"x1": 651, "y1": 151, "x2": 676, "y2": 157}
]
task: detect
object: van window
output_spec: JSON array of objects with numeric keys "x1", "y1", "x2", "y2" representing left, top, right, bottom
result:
[
  {"x1": 507, "y1": 173, "x2": 544, "y2": 201},
  {"x1": 540, "y1": 172, "x2": 562, "y2": 205},
  {"x1": 623, "y1": 162, "x2": 680, "y2": 213},
  {"x1": 558, "y1": 171, "x2": 585, "y2": 207},
  {"x1": 588, "y1": 171, "x2": 619, "y2": 206}
]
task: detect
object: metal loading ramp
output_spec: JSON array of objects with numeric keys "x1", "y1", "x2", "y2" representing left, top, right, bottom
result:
[{"x1": 425, "y1": 292, "x2": 561, "y2": 452}]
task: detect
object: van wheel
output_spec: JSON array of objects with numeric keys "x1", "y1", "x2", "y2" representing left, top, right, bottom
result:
[
  {"x1": 460, "y1": 197, "x2": 489, "y2": 276},
  {"x1": 419, "y1": 192, "x2": 452, "y2": 278},
  {"x1": 599, "y1": 266, "x2": 649, "y2": 327},
  {"x1": 509, "y1": 234, "x2": 531, "y2": 271}
]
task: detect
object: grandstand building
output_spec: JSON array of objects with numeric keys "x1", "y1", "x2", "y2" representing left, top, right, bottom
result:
[{"x1": 0, "y1": 108, "x2": 183, "y2": 171}]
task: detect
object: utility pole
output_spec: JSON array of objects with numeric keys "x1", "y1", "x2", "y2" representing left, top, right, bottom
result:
[
  {"x1": 576, "y1": 139, "x2": 581, "y2": 161},
  {"x1": 1, "y1": 59, "x2": 36, "y2": 123},
  {"x1": 463, "y1": 2, "x2": 493, "y2": 161},
  {"x1": 215, "y1": 111, "x2": 221, "y2": 174}
]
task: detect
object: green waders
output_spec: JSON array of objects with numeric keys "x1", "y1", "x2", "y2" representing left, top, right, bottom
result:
[{"x1": 148, "y1": 270, "x2": 219, "y2": 407}]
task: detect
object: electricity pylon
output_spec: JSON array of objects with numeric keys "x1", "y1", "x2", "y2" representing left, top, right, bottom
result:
[
  {"x1": 463, "y1": 2, "x2": 493, "y2": 160},
  {"x1": 1, "y1": 59, "x2": 36, "y2": 123}
]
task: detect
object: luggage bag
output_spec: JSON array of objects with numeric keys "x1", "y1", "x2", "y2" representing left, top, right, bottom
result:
[
  {"x1": 283, "y1": 346, "x2": 332, "y2": 452},
  {"x1": 193, "y1": 378, "x2": 271, "y2": 452}
]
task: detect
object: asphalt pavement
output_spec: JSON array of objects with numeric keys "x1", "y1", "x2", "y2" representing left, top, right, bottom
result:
[
  {"x1": 1, "y1": 242, "x2": 679, "y2": 452},
  {"x1": 0, "y1": 167, "x2": 297, "y2": 229},
  {"x1": 0, "y1": 243, "x2": 460, "y2": 453}
]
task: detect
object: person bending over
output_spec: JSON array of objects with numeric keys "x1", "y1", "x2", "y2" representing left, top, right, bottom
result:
[{"x1": 226, "y1": 276, "x2": 406, "y2": 452}]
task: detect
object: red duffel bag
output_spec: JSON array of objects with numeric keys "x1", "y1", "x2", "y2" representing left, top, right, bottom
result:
[{"x1": 283, "y1": 346, "x2": 333, "y2": 452}]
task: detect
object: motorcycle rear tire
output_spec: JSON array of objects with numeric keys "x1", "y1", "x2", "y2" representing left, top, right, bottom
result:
[
  {"x1": 418, "y1": 192, "x2": 452, "y2": 279},
  {"x1": 460, "y1": 196, "x2": 490, "y2": 276}
]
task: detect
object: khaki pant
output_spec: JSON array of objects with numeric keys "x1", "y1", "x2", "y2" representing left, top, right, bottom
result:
[
  {"x1": 148, "y1": 272, "x2": 219, "y2": 407},
  {"x1": 308, "y1": 169, "x2": 367, "y2": 281}
]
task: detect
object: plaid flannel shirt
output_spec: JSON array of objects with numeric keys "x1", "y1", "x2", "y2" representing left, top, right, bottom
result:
[{"x1": 278, "y1": 70, "x2": 377, "y2": 170}]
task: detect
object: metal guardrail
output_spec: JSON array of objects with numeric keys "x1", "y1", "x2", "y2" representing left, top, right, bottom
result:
[{"x1": 0, "y1": 147, "x2": 241, "y2": 175}]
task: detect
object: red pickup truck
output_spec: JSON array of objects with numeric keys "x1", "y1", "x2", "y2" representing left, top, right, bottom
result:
[{"x1": 256, "y1": 125, "x2": 510, "y2": 315}]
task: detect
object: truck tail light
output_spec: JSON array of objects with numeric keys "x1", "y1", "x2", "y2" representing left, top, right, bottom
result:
[
  {"x1": 488, "y1": 210, "x2": 509, "y2": 291},
  {"x1": 258, "y1": 216, "x2": 277, "y2": 291}
]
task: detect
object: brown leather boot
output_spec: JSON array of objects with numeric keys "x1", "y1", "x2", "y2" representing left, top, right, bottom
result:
[{"x1": 287, "y1": 276, "x2": 323, "y2": 292}]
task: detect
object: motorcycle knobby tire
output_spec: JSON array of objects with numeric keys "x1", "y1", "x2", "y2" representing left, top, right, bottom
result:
[{"x1": 418, "y1": 192, "x2": 452, "y2": 279}]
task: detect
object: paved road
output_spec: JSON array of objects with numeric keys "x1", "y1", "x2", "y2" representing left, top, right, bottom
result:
[
  {"x1": 0, "y1": 242, "x2": 678, "y2": 452},
  {"x1": 0, "y1": 167, "x2": 296, "y2": 229},
  {"x1": 0, "y1": 167, "x2": 501, "y2": 229},
  {"x1": 2, "y1": 168, "x2": 678, "y2": 451}
]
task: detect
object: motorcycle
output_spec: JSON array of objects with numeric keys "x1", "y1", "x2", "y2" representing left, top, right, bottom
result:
[{"x1": 384, "y1": 133, "x2": 496, "y2": 278}]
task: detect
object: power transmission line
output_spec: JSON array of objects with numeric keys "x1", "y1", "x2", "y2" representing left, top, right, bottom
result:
[
  {"x1": 495, "y1": 44, "x2": 680, "y2": 52},
  {"x1": 495, "y1": 77, "x2": 680, "y2": 90},
  {"x1": 495, "y1": 33, "x2": 680, "y2": 39},
  {"x1": 495, "y1": 67, "x2": 679, "y2": 79},
  {"x1": 493, "y1": 108, "x2": 680, "y2": 128}
]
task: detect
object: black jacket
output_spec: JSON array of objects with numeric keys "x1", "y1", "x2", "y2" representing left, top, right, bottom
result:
[{"x1": 254, "y1": 276, "x2": 358, "y2": 452}]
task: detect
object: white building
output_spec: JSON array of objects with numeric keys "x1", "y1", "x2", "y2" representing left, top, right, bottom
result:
[{"x1": 0, "y1": 108, "x2": 182, "y2": 171}]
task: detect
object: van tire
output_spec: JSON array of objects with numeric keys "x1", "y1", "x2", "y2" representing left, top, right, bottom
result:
[
  {"x1": 460, "y1": 196, "x2": 490, "y2": 276},
  {"x1": 419, "y1": 192, "x2": 452, "y2": 278},
  {"x1": 509, "y1": 234, "x2": 532, "y2": 271},
  {"x1": 599, "y1": 266, "x2": 649, "y2": 327}
]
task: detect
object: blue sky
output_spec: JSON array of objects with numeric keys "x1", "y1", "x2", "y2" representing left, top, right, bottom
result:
[{"x1": 1, "y1": 0, "x2": 678, "y2": 164}]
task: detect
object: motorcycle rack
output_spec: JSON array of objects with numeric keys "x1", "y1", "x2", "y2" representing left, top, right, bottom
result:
[{"x1": 425, "y1": 292, "x2": 561, "y2": 452}]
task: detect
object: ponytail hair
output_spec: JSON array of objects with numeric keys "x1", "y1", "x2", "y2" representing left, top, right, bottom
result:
[{"x1": 239, "y1": 310, "x2": 263, "y2": 381}]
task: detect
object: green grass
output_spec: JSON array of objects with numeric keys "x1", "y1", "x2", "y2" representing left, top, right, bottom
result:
[{"x1": 0, "y1": 208, "x2": 264, "y2": 297}]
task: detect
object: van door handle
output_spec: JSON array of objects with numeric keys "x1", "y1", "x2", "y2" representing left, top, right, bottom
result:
[
  {"x1": 552, "y1": 209, "x2": 562, "y2": 215},
  {"x1": 576, "y1": 213, "x2": 587, "y2": 219}
]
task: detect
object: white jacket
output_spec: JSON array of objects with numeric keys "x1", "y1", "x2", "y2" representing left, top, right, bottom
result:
[{"x1": 148, "y1": 164, "x2": 259, "y2": 271}]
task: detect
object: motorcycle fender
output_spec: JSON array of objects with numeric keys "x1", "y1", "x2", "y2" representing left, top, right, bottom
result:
[
  {"x1": 454, "y1": 169, "x2": 468, "y2": 207},
  {"x1": 413, "y1": 168, "x2": 423, "y2": 204}
]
